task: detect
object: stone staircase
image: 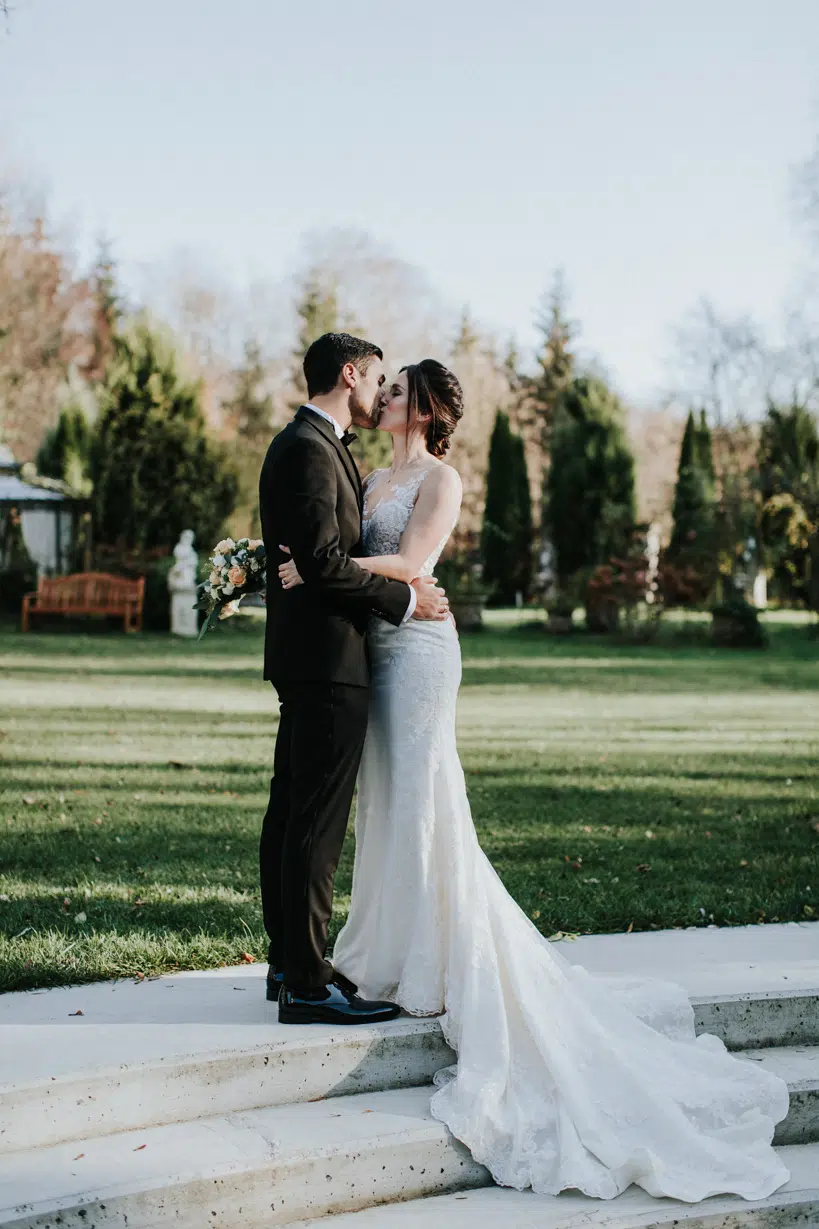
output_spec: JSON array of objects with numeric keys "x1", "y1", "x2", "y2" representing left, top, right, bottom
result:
[{"x1": 1, "y1": 923, "x2": 818, "y2": 1228}]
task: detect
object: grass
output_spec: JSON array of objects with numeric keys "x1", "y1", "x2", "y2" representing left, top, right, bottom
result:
[{"x1": 1, "y1": 612, "x2": 818, "y2": 993}]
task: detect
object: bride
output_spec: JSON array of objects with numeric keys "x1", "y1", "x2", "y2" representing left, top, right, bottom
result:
[{"x1": 277, "y1": 359, "x2": 790, "y2": 1203}]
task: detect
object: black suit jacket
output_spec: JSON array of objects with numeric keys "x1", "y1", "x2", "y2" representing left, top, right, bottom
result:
[{"x1": 259, "y1": 406, "x2": 412, "y2": 686}]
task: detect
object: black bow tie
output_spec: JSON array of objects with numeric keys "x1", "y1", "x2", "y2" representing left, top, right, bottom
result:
[{"x1": 341, "y1": 431, "x2": 357, "y2": 448}]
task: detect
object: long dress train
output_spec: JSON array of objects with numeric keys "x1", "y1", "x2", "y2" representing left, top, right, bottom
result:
[{"x1": 332, "y1": 471, "x2": 790, "y2": 1203}]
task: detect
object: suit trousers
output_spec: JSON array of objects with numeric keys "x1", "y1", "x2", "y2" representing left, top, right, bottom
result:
[{"x1": 260, "y1": 680, "x2": 370, "y2": 990}]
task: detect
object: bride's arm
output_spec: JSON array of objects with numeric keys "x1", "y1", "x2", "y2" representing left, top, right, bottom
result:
[
  {"x1": 361, "y1": 467, "x2": 463, "y2": 583},
  {"x1": 278, "y1": 466, "x2": 462, "y2": 588}
]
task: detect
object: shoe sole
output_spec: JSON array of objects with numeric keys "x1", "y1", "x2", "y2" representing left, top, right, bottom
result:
[{"x1": 278, "y1": 1004, "x2": 401, "y2": 1026}]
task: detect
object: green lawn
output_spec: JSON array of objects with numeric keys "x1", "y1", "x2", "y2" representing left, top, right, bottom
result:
[{"x1": 1, "y1": 612, "x2": 818, "y2": 993}]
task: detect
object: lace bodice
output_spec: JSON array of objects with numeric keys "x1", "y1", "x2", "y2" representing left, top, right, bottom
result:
[{"x1": 362, "y1": 468, "x2": 454, "y2": 577}]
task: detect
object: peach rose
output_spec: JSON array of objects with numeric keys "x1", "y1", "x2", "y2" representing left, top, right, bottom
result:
[
  {"x1": 215, "y1": 538, "x2": 234, "y2": 556},
  {"x1": 228, "y1": 564, "x2": 246, "y2": 587}
]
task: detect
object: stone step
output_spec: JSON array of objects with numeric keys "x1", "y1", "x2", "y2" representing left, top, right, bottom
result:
[
  {"x1": 290, "y1": 1143, "x2": 819, "y2": 1229},
  {"x1": 3, "y1": 978, "x2": 819, "y2": 1156},
  {"x1": 2, "y1": 923, "x2": 816, "y2": 1157},
  {"x1": 742, "y1": 1045, "x2": 819, "y2": 1145},
  {"x1": 0, "y1": 1086, "x2": 489, "y2": 1229},
  {"x1": 1, "y1": 1080, "x2": 816, "y2": 1229},
  {"x1": 0, "y1": 1015, "x2": 454, "y2": 1156},
  {"x1": 4, "y1": 996, "x2": 819, "y2": 1159}
]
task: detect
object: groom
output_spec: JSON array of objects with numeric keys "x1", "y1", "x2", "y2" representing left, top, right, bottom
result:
[{"x1": 258, "y1": 332, "x2": 449, "y2": 1025}]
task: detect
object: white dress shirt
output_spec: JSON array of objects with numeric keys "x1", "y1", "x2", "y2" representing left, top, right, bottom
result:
[{"x1": 303, "y1": 403, "x2": 417, "y2": 622}]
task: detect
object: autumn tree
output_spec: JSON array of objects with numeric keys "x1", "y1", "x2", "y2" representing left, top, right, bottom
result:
[{"x1": 0, "y1": 194, "x2": 88, "y2": 461}]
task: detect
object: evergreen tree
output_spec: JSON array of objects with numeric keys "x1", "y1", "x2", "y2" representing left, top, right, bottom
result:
[
  {"x1": 36, "y1": 405, "x2": 94, "y2": 495},
  {"x1": 83, "y1": 239, "x2": 121, "y2": 384},
  {"x1": 529, "y1": 271, "x2": 576, "y2": 456},
  {"x1": 290, "y1": 272, "x2": 390, "y2": 473},
  {"x1": 290, "y1": 273, "x2": 341, "y2": 409},
  {"x1": 545, "y1": 377, "x2": 636, "y2": 588},
  {"x1": 668, "y1": 409, "x2": 717, "y2": 565},
  {"x1": 92, "y1": 323, "x2": 238, "y2": 552},
  {"x1": 695, "y1": 409, "x2": 716, "y2": 498},
  {"x1": 757, "y1": 401, "x2": 819, "y2": 604},
  {"x1": 481, "y1": 410, "x2": 533, "y2": 604},
  {"x1": 225, "y1": 339, "x2": 274, "y2": 536}
]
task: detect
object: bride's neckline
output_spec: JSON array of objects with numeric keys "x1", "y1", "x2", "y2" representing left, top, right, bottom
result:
[{"x1": 363, "y1": 463, "x2": 436, "y2": 520}]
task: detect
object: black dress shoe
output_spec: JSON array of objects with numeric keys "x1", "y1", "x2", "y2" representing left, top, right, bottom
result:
[
  {"x1": 266, "y1": 965, "x2": 284, "y2": 1002},
  {"x1": 278, "y1": 977, "x2": 400, "y2": 1025}
]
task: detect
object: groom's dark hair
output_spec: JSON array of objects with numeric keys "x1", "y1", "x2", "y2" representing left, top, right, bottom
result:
[{"x1": 303, "y1": 332, "x2": 383, "y2": 399}]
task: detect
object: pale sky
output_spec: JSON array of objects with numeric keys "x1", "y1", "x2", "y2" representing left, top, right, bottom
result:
[{"x1": 1, "y1": 0, "x2": 818, "y2": 403}]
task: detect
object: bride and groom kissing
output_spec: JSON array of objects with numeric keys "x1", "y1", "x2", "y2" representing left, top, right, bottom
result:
[{"x1": 257, "y1": 332, "x2": 790, "y2": 1201}]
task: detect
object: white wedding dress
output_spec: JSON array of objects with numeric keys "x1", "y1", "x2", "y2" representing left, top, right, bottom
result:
[{"x1": 332, "y1": 470, "x2": 790, "y2": 1203}]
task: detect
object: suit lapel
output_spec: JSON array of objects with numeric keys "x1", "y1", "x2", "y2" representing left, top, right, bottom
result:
[{"x1": 297, "y1": 406, "x2": 363, "y2": 511}]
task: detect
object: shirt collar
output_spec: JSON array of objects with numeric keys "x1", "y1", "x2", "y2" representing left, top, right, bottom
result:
[{"x1": 304, "y1": 402, "x2": 345, "y2": 440}]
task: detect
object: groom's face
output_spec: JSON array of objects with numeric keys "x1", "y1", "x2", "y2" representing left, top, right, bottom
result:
[{"x1": 348, "y1": 357, "x2": 386, "y2": 428}]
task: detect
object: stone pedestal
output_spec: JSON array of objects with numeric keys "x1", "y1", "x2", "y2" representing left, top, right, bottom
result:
[{"x1": 168, "y1": 530, "x2": 199, "y2": 638}]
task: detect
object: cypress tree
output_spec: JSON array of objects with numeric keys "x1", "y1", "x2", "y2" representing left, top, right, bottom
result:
[
  {"x1": 481, "y1": 410, "x2": 533, "y2": 604},
  {"x1": 669, "y1": 409, "x2": 716, "y2": 563},
  {"x1": 545, "y1": 377, "x2": 636, "y2": 587}
]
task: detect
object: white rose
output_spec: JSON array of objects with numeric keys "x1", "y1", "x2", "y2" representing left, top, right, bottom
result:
[
  {"x1": 212, "y1": 554, "x2": 225, "y2": 569},
  {"x1": 223, "y1": 582, "x2": 235, "y2": 595}
]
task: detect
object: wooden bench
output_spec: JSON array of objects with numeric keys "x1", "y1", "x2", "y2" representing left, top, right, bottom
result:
[{"x1": 21, "y1": 572, "x2": 146, "y2": 633}]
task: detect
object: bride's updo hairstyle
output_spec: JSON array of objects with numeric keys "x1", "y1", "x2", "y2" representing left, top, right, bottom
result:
[{"x1": 400, "y1": 360, "x2": 464, "y2": 458}]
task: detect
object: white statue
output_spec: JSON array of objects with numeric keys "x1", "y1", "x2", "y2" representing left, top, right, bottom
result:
[{"x1": 168, "y1": 529, "x2": 199, "y2": 637}]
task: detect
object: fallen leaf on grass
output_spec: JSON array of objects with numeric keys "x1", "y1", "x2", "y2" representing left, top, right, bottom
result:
[
  {"x1": 68, "y1": 1010, "x2": 84, "y2": 1017},
  {"x1": 636, "y1": 864, "x2": 651, "y2": 873},
  {"x1": 74, "y1": 912, "x2": 87, "y2": 924},
  {"x1": 22, "y1": 795, "x2": 36, "y2": 805},
  {"x1": 134, "y1": 972, "x2": 145, "y2": 982},
  {"x1": 738, "y1": 860, "x2": 749, "y2": 868},
  {"x1": 240, "y1": 952, "x2": 256, "y2": 964}
]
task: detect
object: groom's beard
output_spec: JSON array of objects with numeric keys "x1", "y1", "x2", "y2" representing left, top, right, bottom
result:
[{"x1": 348, "y1": 388, "x2": 380, "y2": 429}]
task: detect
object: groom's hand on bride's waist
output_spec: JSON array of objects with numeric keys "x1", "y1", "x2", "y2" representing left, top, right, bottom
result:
[{"x1": 411, "y1": 576, "x2": 450, "y2": 621}]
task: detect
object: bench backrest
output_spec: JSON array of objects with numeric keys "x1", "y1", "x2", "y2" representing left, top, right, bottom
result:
[{"x1": 36, "y1": 572, "x2": 145, "y2": 609}]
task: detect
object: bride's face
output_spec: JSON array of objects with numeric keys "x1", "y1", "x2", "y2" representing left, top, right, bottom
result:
[
  {"x1": 376, "y1": 370, "x2": 409, "y2": 433},
  {"x1": 377, "y1": 369, "x2": 429, "y2": 438}
]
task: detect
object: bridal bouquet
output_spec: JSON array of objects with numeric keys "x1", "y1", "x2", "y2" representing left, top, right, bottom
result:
[{"x1": 195, "y1": 536, "x2": 267, "y2": 639}]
